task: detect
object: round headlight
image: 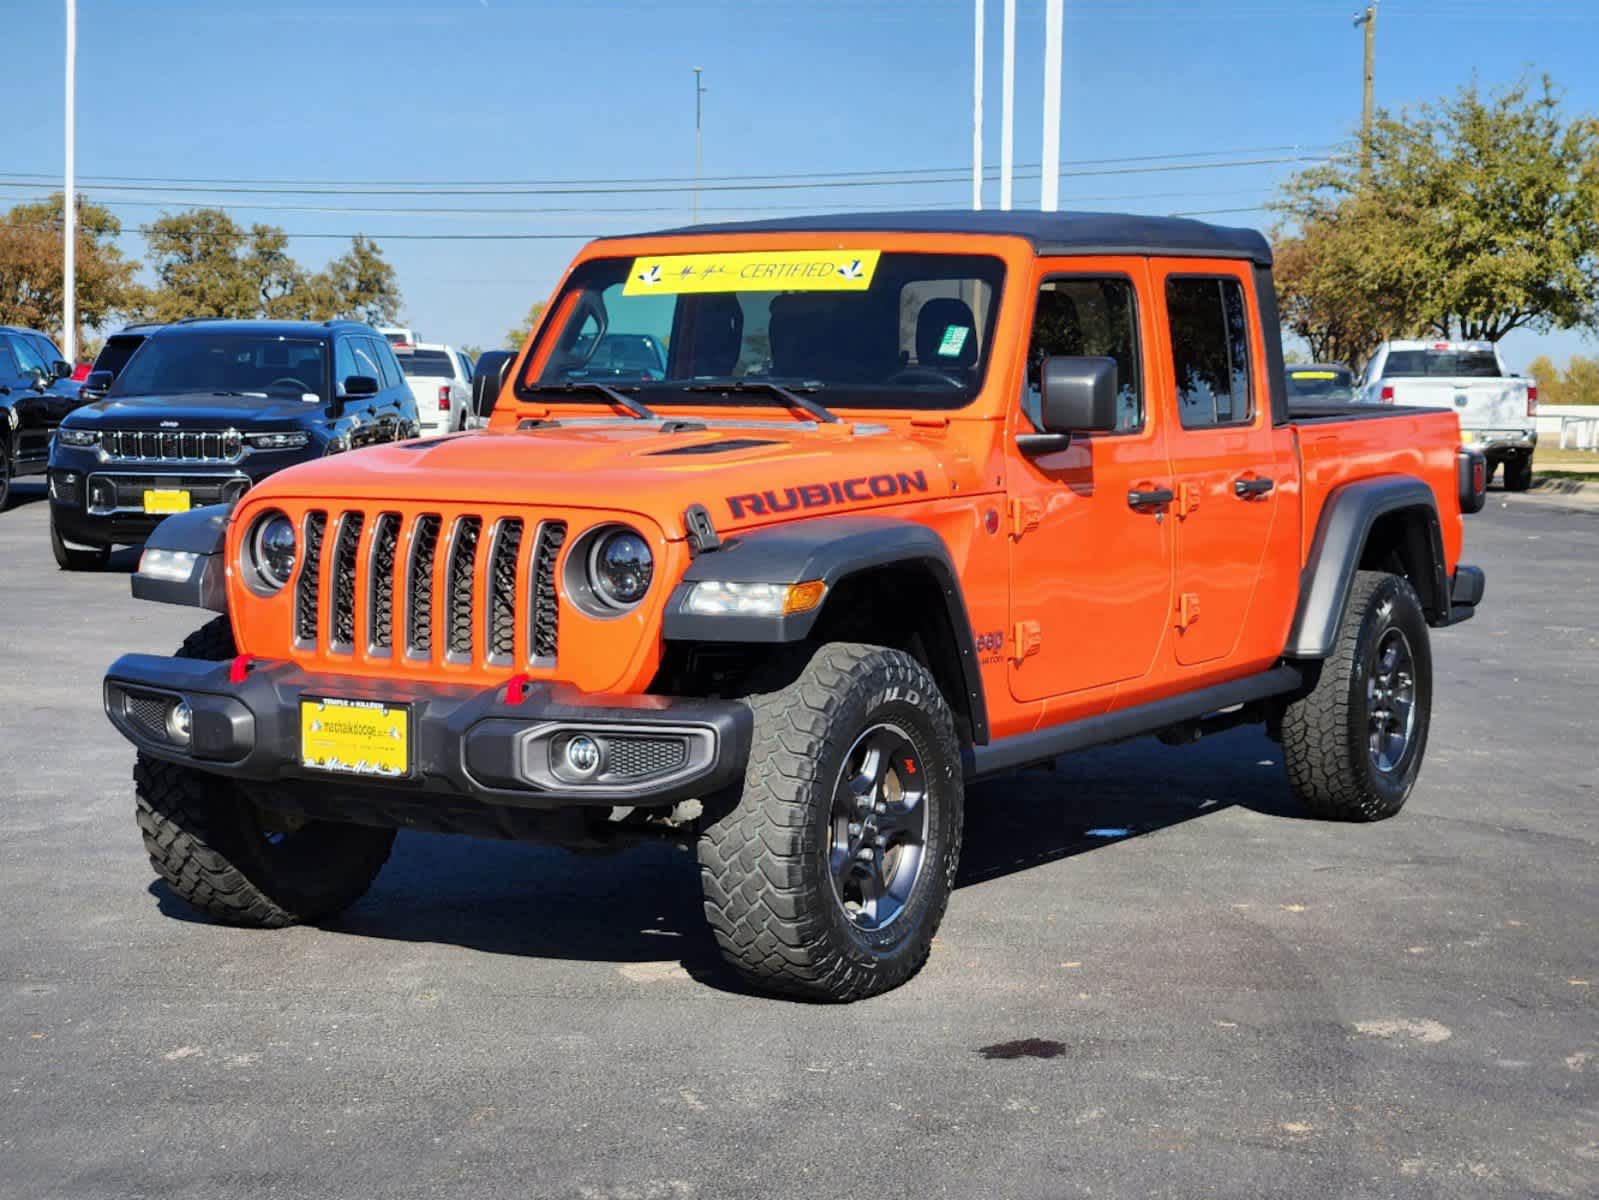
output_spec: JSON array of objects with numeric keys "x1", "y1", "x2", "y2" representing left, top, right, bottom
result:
[
  {"x1": 589, "y1": 528, "x2": 653, "y2": 609},
  {"x1": 250, "y1": 512, "x2": 298, "y2": 591}
]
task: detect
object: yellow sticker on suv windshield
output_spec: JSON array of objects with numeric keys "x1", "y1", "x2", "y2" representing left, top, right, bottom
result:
[
  {"x1": 1292, "y1": 371, "x2": 1338, "y2": 380},
  {"x1": 623, "y1": 250, "x2": 881, "y2": 295}
]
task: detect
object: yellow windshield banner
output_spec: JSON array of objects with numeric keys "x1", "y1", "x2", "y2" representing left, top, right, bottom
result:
[
  {"x1": 1292, "y1": 370, "x2": 1339, "y2": 379},
  {"x1": 623, "y1": 250, "x2": 881, "y2": 295}
]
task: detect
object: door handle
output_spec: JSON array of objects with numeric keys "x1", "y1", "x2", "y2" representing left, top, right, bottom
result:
[
  {"x1": 1233, "y1": 476, "x2": 1275, "y2": 498},
  {"x1": 1127, "y1": 486, "x2": 1175, "y2": 510}
]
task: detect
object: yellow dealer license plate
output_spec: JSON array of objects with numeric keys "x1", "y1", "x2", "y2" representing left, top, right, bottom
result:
[
  {"x1": 143, "y1": 489, "x2": 191, "y2": 514},
  {"x1": 299, "y1": 697, "x2": 410, "y2": 778}
]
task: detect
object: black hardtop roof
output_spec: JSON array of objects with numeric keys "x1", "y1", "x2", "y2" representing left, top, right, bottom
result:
[
  {"x1": 148, "y1": 318, "x2": 376, "y2": 339},
  {"x1": 609, "y1": 209, "x2": 1272, "y2": 266}
]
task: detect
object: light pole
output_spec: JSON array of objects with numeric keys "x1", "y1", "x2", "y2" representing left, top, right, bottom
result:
[
  {"x1": 1040, "y1": 0, "x2": 1063, "y2": 211},
  {"x1": 972, "y1": 0, "x2": 983, "y2": 210},
  {"x1": 63, "y1": 0, "x2": 77, "y2": 361},
  {"x1": 693, "y1": 66, "x2": 706, "y2": 223},
  {"x1": 1000, "y1": 0, "x2": 1015, "y2": 210}
]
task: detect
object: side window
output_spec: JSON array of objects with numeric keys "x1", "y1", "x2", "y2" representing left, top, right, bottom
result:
[
  {"x1": 1023, "y1": 276, "x2": 1143, "y2": 434},
  {"x1": 1166, "y1": 276, "x2": 1253, "y2": 428},
  {"x1": 456, "y1": 351, "x2": 472, "y2": 382},
  {"x1": 0, "y1": 337, "x2": 19, "y2": 380},
  {"x1": 334, "y1": 337, "x2": 359, "y2": 387},
  {"x1": 350, "y1": 339, "x2": 383, "y2": 385},
  {"x1": 8, "y1": 333, "x2": 50, "y2": 383},
  {"x1": 369, "y1": 338, "x2": 404, "y2": 389}
]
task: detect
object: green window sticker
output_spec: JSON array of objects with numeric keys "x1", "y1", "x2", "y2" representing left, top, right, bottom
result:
[{"x1": 937, "y1": 324, "x2": 970, "y2": 358}]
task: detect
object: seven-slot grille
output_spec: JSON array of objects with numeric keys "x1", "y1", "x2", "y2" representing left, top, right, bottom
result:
[
  {"x1": 100, "y1": 429, "x2": 242, "y2": 463},
  {"x1": 290, "y1": 509, "x2": 567, "y2": 668}
]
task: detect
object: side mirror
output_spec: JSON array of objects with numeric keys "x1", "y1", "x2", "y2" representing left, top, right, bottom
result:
[
  {"x1": 82, "y1": 370, "x2": 114, "y2": 395},
  {"x1": 52, "y1": 359, "x2": 72, "y2": 380},
  {"x1": 1018, "y1": 356, "x2": 1120, "y2": 454},
  {"x1": 341, "y1": 374, "x2": 380, "y2": 398},
  {"x1": 470, "y1": 350, "x2": 517, "y2": 419}
]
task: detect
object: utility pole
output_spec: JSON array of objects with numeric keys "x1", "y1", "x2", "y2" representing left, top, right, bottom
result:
[
  {"x1": 1040, "y1": 0, "x2": 1063, "y2": 211},
  {"x1": 693, "y1": 67, "x2": 706, "y2": 223},
  {"x1": 1000, "y1": 0, "x2": 1015, "y2": 210},
  {"x1": 972, "y1": 0, "x2": 983, "y2": 210},
  {"x1": 63, "y1": 0, "x2": 77, "y2": 362},
  {"x1": 1354, "y1": 2, "x2": 1377, "y2": 178}
]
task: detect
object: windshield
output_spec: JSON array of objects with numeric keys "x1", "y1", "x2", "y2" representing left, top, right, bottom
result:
[
  {"x1": 111, "y1": 334, "x2": 330, "y2": 400},
  {"x1": 520, "y1": 251, "x2": 1005, "y2": 412},
  {"x1": 1285, "y1": 367, "x2": 1354, "y2": 401},
  {"x1": 399, "y1": 349, "x2": 456, "y2": 378},
  {"x1": 1384, "y1": 349, "x2": 1502, "y2": 378}
]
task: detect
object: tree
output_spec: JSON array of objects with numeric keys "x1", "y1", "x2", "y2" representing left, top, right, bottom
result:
[
  {"x1": 1276, "y1": 73, "x2": 1599, "y2": 349},
  {"x1": 505, "y1": 301, "x2": 545, "y2": 350},
  {"x1": 316, "y1": 235, "x2": 401, "y2": 325},
  {"x1": 0, "y1": 194, "x2": 144, "y2": 346},
  {"x1": 144, "y1": 210, "x2": 403, "y2": 325},
  {"x1": 1528, "y1": 353, "x2": 1599, "y2": 405}
]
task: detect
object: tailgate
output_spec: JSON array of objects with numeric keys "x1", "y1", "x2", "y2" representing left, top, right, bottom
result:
[{"x1": 1389, "y1": 377, "x2": 1527, "y2": 430}]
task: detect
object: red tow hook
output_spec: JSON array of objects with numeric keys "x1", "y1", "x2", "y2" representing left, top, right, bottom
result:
[
  {"x1": 229, "y1": 654, "x2": 257, "y2": 685},
  {"x1": 504, "y1": 673, "x2": 532, "y2": 705}
]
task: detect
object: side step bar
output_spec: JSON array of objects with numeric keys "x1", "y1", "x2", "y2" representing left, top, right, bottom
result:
[{"x1": 963, "y1": 665, "x2": 1304, "y2": 782}]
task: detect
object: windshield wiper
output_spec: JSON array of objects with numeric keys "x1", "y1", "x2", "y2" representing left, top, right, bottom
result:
[
  {"x1": 532, "y1": 381, "x2": 656, "y2": 420},
  {"x1": 683, "y1": 379, "x2": 841, "y2": 425}
]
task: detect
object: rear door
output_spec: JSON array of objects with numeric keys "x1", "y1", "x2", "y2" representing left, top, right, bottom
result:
[
  {"x1": 1006, "y1": 259, "x2": 1175, "y2": 703},
  {"x1": 1154, "y1": 265, "x2": 1282, "y2": 670}
]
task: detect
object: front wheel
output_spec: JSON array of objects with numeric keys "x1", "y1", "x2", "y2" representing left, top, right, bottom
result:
[
  {"x1": 1281, "y1": 571, "x2": 1433, "y2": 821},
  {"x1": 698, "y1": 643, "x2": 964, "y2": 1001},
  {"x1": 135, "y1": 617, "x2": 395, "y2": 926},
  {"x1": 0, "y1": 435, "x2": 12, "y2": 510}
]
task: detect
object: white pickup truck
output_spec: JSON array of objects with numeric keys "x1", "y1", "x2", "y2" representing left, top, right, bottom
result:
[{"x1": 1359, "y1": 340, "x2": 1538, "y2": 491}]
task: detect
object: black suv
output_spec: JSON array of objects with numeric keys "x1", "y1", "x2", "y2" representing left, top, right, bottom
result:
[
  {"x1": 48, "y1": 319, "x2": 420, "y2": 569},
  {"x1": 1, "y1": 325, "x2": 80, "y2": 509}
]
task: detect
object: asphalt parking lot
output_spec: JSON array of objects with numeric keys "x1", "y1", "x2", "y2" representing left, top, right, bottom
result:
[{"x1": 1, "y1": 477, "x2": 1595, "y2": 1200}]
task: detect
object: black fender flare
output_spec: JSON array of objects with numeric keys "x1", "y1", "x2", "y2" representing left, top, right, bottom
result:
[
  {"x1": 1285, "y1": 474, "x2": 1447, "y2": 659},
  {"x1": 662, "y1": 515, "x2": 989, "y2": 743},
  {"x1": 129, "y1": 503, "x2": 231, "y2": 612}
]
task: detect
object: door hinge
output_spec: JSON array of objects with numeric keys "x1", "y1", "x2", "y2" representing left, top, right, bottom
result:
[
  {"x1": 1176, "y1": 482, "x2": 1201, "y2": 519},
  {"x1": 1009, "y1": 497, "x2": 1042, "y2": 540},
  {"x1": 1012, "y1": 620, "x2": 1042, "y2": 664},
  {"x1": 1176, "y1": 592, "x2": 1201, "y2": 631}
]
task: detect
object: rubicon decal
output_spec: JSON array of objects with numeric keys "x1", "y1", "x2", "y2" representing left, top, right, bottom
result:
[{"x1": 727, "y1": 470, "x2": 929, "y2": 519}]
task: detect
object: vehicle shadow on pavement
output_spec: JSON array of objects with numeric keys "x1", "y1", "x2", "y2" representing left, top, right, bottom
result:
[
  {"x1": 3, "y1": 480, "x2": 49, "y2": 509},
  {"x1": 147, "y1": 727, "x2": 1307, "y2": 993}
]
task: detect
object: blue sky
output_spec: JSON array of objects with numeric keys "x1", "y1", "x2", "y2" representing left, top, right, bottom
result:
[{"x1": 9, "y1": 0, "x2": 1598, "y2": 368}]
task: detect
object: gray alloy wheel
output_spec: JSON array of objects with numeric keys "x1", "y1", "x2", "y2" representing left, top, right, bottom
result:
[
  {"x1": 1366, "y1": 627, "x2": 1418, "y2": 775},
  {"x1": 827, "y1": 722, "x2": 931, "y2": 931}
]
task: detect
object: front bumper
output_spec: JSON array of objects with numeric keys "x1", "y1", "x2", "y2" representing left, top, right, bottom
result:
[{"x1": 103, "y1": 655, "x2": 751, "y2": 811}]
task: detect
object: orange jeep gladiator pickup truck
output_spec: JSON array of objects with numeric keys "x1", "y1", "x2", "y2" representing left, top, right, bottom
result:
[{"x1": 105, "y1": 212, "x2": 1487, "y2": 1001}]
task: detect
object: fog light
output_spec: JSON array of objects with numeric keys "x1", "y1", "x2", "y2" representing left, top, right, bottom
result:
[
  {"x1": 87, "y1": 478, "x2": 116, "y2": 515},
  {"x1": 167, "y1": 701, "x2": 193, "y2": 746},
  {"x1": 49, "y1": 471, "x2": 81, "y2": 504},
  {"x1": 564, "y1": 735, "x2": 600, "y2": 777}
]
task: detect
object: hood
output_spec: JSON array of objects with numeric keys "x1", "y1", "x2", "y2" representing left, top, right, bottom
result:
[
  {"x1": 243, "y1": 421, "x2": 972, "y2": 536},
  {"x1": 64, "y1": 392, "x2": 331, "y2": 429}
]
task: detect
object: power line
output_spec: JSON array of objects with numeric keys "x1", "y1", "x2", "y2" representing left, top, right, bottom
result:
[{"x1": 0, "y1": 144, "x2": 1335, "y2": 191}]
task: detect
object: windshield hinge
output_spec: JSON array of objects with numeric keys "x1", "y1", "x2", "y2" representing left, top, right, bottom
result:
[{"x1": 684, "y1": 504, "x2": 722, "y2": 557}]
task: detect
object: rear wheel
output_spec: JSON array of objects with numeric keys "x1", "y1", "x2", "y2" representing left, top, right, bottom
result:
[
  {"x1": 50, "y1": 514, "x2": 110, "y2": 570},
  {"x1": 1282, "y1": 571, "x2": 1433, "y2": 821},
  {"x1": 135, "y1": 616, "x2": 395, "y2": 926},
  {"x1": 698, "y1": 643, "x2": 964, "y2": 1001},
  {"x1": 1503, "y1": 454, "x2": 1533, "y2": 492}
]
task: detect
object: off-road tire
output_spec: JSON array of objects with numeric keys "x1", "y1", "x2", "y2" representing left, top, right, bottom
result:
[
  {"x1": 135, "y1": 616, "x2": 395, "y2": 926},
  {"x1": 698, "y1": 642, "x2": 964, "y2": 1002},
  {"x1": 1503, "y1": 455, "x2": 1534, "y2": 492},
  {"x1": 1282, "y1": 571, "x2": 1433, "y2": 821},
  {"x1": 50, "y1": 513, "x2": 110, "y2": 570}
]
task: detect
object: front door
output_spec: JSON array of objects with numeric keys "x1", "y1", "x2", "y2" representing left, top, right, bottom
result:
[
  {"x1": 1007, "y1": 260, "x2": 1175, "y2": 704},
  {"x1": 1154, "y1": 265, "x2": 1281, "y2": 668}
]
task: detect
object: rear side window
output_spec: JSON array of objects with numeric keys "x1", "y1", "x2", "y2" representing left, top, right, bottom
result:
[
  {"x1": 1166, "y1": 276, "x2": 1253, "y2": 428},
  {"x1": 1024, "y1": 276, "x2": 1143, "y2": 434}
]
